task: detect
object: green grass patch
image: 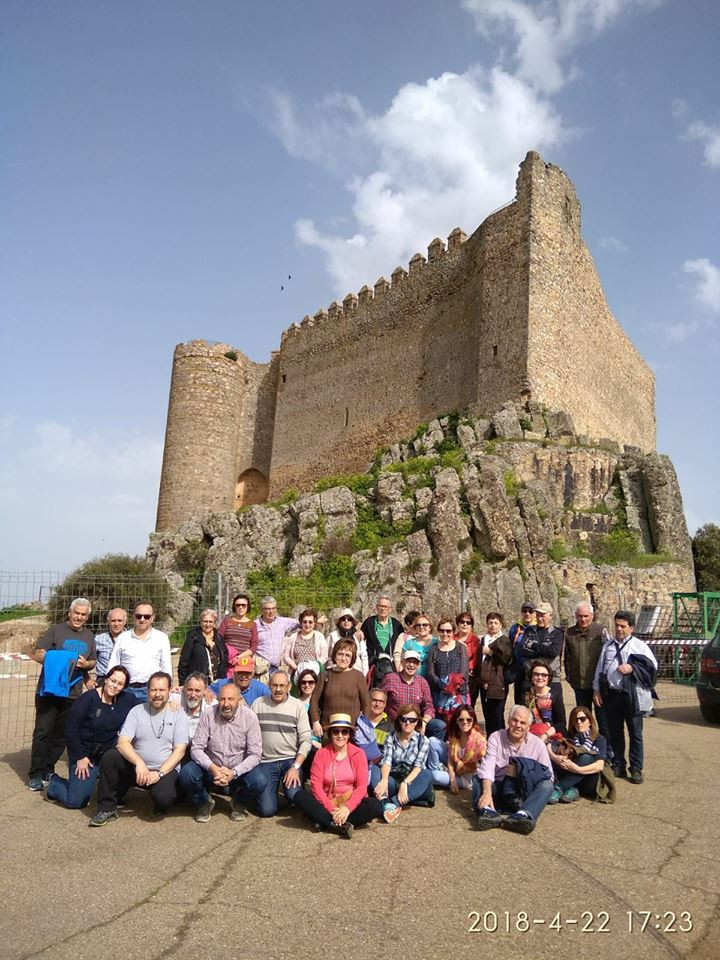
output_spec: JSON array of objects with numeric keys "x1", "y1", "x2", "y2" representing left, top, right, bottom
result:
[
  {"x1": 548, "y1": 537, "x2": 569, "y2": 563},
  {"x1": 0, "y1": 604, "x2": 38, "y2": 623},
  {"x1": 504, "y1": 470, "x2": 522, "y2": 499},
  {"x1": 461, "y1": 548, "x2": 486, "y2": 582},
  {"x1": 247, "y1": 556, "x2": 357, "y2": 611},
  {"x1": 313, "y1": 473, "x2": 376, "y2": 497}
]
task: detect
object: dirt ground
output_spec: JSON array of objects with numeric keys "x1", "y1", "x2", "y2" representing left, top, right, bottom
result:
[{"x1": 0, "y1": 685, "x2": 718, "y2": 960}]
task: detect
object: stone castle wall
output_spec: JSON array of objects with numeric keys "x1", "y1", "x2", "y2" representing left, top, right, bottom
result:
[{"x1": 155, "y1": 152, "x2": 657, "y2": 531}]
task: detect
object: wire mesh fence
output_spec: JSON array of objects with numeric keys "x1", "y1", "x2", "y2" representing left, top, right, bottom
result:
[{"x1": 0, "y1": 571, "x2": 704, "y2": 755}]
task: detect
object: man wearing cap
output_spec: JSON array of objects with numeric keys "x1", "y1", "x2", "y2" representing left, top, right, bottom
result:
[
  {"x1": 179, "y1": 681, "x2": 265, "y2": 822},
  {"x1": 252, "y1": 670, "x2": 312, "y2": 817},
  {"x1": 208, "y1": 654, "x2": 270, "y2": 706},
  {"x1": 381, "y1": 650, "x2": 445, "y2": 739},
  {"x1": 473, "y1": 704, "x2": 554, "y2": 835},
  {"x1": 293, "y1": 713, "x2": 385, "y2": 837},
  {"x1": 362, "y1": 597, "x2": 403, "y2": 669},
  {"x1": 519, "y1": 602, "x2": 565, "y2": 704},
  {"x1": 509, "y1": 602, "x2": 537, "y2": 705}
]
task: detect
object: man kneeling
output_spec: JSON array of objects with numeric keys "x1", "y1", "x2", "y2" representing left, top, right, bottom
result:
[
  {"x1": 89, "y1": 672, "x2": 188, "y2": 826},
  {"x1": 179, "y1": 683, "x2": 266, "y2": 822},
  {"x1": 472, "y1": 705, "x2": 553, "y2": 835}
]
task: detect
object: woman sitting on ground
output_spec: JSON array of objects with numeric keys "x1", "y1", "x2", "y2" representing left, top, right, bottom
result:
[
  {"x1": 281, "y1": 608, "x2": 328, "y2": 681},
  {"x1": 309, "y1": 640, "x2": 370, "y2": 738},
  {"x1": 327, "y1": 609, "x2": 368, "y2": 677},
  {"x1": 293, "y1": 713, "x2": 385, "y2": 837},
  {"x1": 46, "y1": 665, "x2": 134, "y2": 809},
  {"x1": 548, "y1": 706, "x2": 612, "y2": 804},
  {"x1": 178, "y1": 609, "x2": 228, "y2": 685},
  {"x1": 371, "y1": 703, "x2": 434, "y2": 820},
  {"x1": 428, "y1": 704, "x2": 486, "y2": 793},
  {"x1": 524, "y1": 660, "x2": 566, "y2": 742},
  {"x1": 218, "y1": 594, "x2": 257, "y2": 675}
]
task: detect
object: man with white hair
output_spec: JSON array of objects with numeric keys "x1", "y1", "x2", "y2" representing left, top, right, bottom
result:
[
  {"x1": 253, "y1": 596, "x2": 298, "y2": 684},
  {"x1": 93, "y1": 608, "x2": 127, "y2": 684},
  {"x1": 472, "y1": 705, "x2": 554, "y2": 835},
  {"x1": 564, "y1": 602, "x2": 606, "y2": 710},
  {"x1": 28, "y1": 597, "x2": 96, "y2": 791}
]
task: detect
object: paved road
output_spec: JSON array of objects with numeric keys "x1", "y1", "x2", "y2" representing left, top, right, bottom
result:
[{"x1": 1, "y1": 699, "x2": 718, "y2": 960}]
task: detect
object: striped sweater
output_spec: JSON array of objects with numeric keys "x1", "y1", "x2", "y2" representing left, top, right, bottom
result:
[{"x1": 252, "y1": 694, "x2": 312, "y2": 761}]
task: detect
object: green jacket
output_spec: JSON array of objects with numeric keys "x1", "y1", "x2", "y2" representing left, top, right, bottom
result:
[{"x1": 564, "y1": 622, "x2": 606, "y2": 689}]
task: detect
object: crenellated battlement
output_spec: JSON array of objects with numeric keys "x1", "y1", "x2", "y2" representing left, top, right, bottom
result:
[
  {"x1": 156, "y1": 151, "x2": 656, "y2": 530},
  {"x1": 279, "y1": 226, "x2": 469, "y2": 346}
]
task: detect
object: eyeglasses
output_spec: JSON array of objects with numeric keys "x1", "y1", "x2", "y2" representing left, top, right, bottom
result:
[
  {"x1": 438, "y1": 628, "x2": 454, "y2": 634},
  {"x1": 457, "y1": 717, "x2": 474, "y2": 724},
  {"x1": 301, "y1": 619, "x2": 315, "y2": 625},
  {"x1": 329, "y1": 728, "x2": 351, "y2": 736},
  {"x1": 135, "y1": 613, "x2": 152, "y2": 620},
  {"x1": 532, "y1": 672, "x2": 549, "y2": 679},
  {"x1": 399, "y1": 717, "x2": 418, "y2": 725}
]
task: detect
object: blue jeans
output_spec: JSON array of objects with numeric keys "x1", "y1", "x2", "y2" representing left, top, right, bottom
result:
[
  {"x1": 604, "y1": 689, "x2": 644, "y2": 771},
  {"x1": 554, "y1": 751, "x2": 599, "y2": 795},
  {"x1": 46, "y1": 762, "x2": 100, "y2": 809},
  {"x1": 127, "y1": 686, "x2": 147, "y2": 703},
  {"x1": 424, "y1": 718, "x2": 446, "y2": 739},
  {"x1": 255, "y1": 758, "x2": 301, "y2": 817},
  {"x1": 472, "y1": 773, "x2": 553, "y2": 822},
  {"x1": 369, "y1": 764, "x2": 434, "y2": 806},
  {"x1": 178, "y1": 760, "x2": 268, "y2": 808}
]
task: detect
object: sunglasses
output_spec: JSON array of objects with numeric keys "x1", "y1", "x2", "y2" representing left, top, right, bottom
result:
[
  {"x1": 234, "y1": 601, "x2": 248, "y2": 607},
  {"x1": 399, "y1": 717, "x2": 419, "y2": 724},
  {"x1": 135, "y1": 613, "x2": 152, "y2": 620},
  {"x1": 301, "y1": 619, "x2": 315, "y2": 625},
  {"x1": 457, "y1": 717, "x2": 474, "y2": 723},
  {"x1": 532, "y1": 673, "x2": 549, "y2": 679},
  {"x1": 458, "y1": 620, "x2": 472, "y2": 625},
  {"x1": 339, "y1": 616, "x2": 353, "y2": 622},
  {"x1": 329, "y1": 728, "x2": 351, "y2": 736},
  {"x1": 438, "y1": 628, "x2": 454, "y2": 634},
  {"x1": 300, "y1": 680, "x2": 316, "y2": 686},
  {"x1": 415, "y1": 622, "x2": 431, "y2": 628},
  {"x1": 575, "y1": 716, "x2": 589, "y2": 723}
]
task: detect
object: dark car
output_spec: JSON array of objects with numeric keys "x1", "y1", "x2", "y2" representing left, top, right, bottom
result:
[{"x1": 696, "y1": 633, "x2": 720, "y2": 723}]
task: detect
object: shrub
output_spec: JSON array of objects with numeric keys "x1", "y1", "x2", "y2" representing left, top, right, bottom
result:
[
  {"x1": 246, "y1": 556, "x2": 357, "y2": 612},
  {"x1": 504, "y1": 470, "x2": 522, "y2": 499},
  {"x1": 461, "y1": 548, "x2": 486, "y2": 582},
  {"x1": 548, "y1": 537, "x2": 569, "y2": 563},
  {"x1": 47, "y1": 554, "x2": 172, "y2": 631},
  {"x1": 176, "y1": 539, "x2": 209, "y2": 576},
  {"x1": 223, "y1": 350, "x2": 238, "y2": 361},
  {"x1": 313, "y1": 473, "x2": 375, "y2": 497}
]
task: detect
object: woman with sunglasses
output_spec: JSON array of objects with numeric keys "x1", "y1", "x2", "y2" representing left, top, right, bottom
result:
[
  {"x1": 371, "y1": 703, "x2": 434, "y2": 820},
  {"x1": 178, "y1": 609, "x2": 228, "y2": 685},
  {"x1": 400, "y1": 615, "x2": 436, "y2": 678},
  {"x1": 46, "y1": 665, "x2": 134, "y2": 809},
  {"x1": 281, "y1": 608, "x2": 329, "y2": 682},
  {"x1": 218, "y1": 594, "x2": 258, "y2": 677},
  {"x1": 525, "y1": 660, "x2": 566, "y2": 742},
  {"x1": 427, "y1": 616, "x2": 470, "y2": 720},
  {"x1": 428, "y1": 705, "x2": 486, "y2": 793},
  {"x1": 293, "y1": 713, "x2": 385, "y2": 837},
  {"x1": 548, "y1": 706, "x2": 610, "y2": 804},
  {"x1": 327, "y1": 609, "x2": 368, "y2": 677},
  {"x1": 310, "y1": 640, "x2": 370, "y2": 738}
]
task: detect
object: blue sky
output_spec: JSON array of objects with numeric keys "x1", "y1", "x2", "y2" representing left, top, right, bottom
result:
[{"x1": 1, "y1": 0, "x2": 718, "y2": 573}]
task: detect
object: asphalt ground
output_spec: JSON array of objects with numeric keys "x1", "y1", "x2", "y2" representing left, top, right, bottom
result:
[{"x1": 1, "y1": 687, "x2": 718, "y2": 960}]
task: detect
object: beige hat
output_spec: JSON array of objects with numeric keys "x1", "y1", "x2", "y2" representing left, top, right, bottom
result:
[
  {"x1": 327, "y1": 712, "x2": 355, "y2": 730},
  {"x1": 336, "y1": 608, "x2": 357, "y2": 625},
  {"x1": 534, "y1": 601, "x2": 553, "y2": 615}
]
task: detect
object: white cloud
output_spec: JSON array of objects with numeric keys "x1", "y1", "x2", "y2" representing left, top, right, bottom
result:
[
  {"x1": 294, "y1": 67, "x2": 565, "y2": 294},
  {"x1": 599, "y1": 236, "x2": 629, "y2": 253},
  {"x1": 0, "y1": 421, "x2": 163, "y2": 570},
  {"x1": 686, "y1": 120, "x2": 720, "y2": 169},
  {"x1": 647, "y1": 319, "x2": 700, "y2": 343},
  {"x1": 461, "y1": 0, "x2": 662, "y2": 94},
  {"x1": 683, "y1": 258, "x2": 720, "y2": 313}
]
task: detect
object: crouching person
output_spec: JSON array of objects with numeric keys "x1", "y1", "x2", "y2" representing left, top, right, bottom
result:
[
  {"x1": 472, "y1": 705, "x2": 553, "y2": 835},
  {"x1": 89, "y1": 671, "x2": 188, "y2": 826},
  {"x1": 179, "y1": 683, "x2": 266, "y2": 822}
]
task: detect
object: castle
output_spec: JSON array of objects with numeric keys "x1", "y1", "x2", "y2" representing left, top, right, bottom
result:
[{"x1": 155, "y1": 151, "x2": 656, "y2": 532}]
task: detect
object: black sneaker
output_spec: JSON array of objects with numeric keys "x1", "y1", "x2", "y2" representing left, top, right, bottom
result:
[
  {"x1": 501, "y1": 811, "x2": 536, "y2": 835},
  {"x1": 613, "y1": 766, "x2": 627, "y2": 779},
  {"x1": 475, "y1": 807, "x2": 502, "y2": 830},
  {"x1": 89, "y1": 809, "x2": 118, "y2": 828},
  {"x1": 628, "y1": 769, "x2": 644, "y2": 784}
]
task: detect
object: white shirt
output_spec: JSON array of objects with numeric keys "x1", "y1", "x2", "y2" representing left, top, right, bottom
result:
[{"x1": 107, "y1": 627, "x2": 172, "y2": 683}]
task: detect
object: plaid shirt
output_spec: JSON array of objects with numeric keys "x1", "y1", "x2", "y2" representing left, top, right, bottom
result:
[
  {"x1": 381, "y1": 731, "x2": 430, "y2": 770},
  {"x1": 380, "y1": 672, "x2": 435, "y2": 720}
]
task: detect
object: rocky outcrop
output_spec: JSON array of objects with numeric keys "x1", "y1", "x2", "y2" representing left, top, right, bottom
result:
[{"x1": 147, "y1": 400, "x2": 696, "y2": 629}]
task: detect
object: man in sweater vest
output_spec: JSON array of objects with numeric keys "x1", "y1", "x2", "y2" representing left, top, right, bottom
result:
[{"x1": 251, "y1": 670, "x2": 312, "y2": 817}]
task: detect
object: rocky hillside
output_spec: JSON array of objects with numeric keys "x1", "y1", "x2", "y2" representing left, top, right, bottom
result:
[{"x1": 147, "y1": 400, "x2": 695, "y2": 626}]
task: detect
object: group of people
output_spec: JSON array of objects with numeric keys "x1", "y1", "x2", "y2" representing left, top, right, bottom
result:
[{"x1": 29, "y1": 592, "x2": 658, "y2": 837}]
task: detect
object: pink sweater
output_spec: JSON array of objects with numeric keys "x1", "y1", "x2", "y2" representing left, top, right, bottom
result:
[{"x1": 310, "y1": 742, "x2": 369, "y2": 813}]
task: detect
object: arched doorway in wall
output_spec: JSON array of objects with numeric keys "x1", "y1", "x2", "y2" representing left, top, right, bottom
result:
[{"x1": 234, "y1": 469, "x2": 269, "y2": 509}]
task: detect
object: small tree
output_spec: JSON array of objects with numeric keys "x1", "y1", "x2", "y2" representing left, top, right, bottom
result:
[
  {"x1": 47, "y1": 554, "x2": 172, "y2": 631},
  {"x1": 693, "y1": 523, "x2": 720, "y2": 592}
]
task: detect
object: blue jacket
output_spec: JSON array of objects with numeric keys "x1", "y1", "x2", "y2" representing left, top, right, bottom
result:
[
  {"x1": 513, "y1": 756, "x2": 554, "y2": 796},
  {"x1": 209, "y1": 677, "x2": 270, "y2": 705},
  {"x1": 38, "y1": 650, "x2": 81, "y2": 698}
]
